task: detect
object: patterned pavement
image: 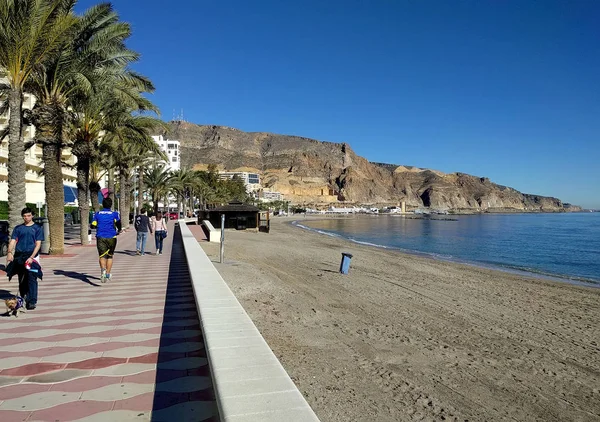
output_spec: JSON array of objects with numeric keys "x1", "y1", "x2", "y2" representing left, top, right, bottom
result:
[{"x1": 0, "y1": 224, "x2": 218, "y2": 421}]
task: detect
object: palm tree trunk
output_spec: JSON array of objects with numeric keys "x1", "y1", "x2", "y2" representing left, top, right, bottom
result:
[
  {"x1": 136, "y1": 167, "x2": 145, "y2": 215},
  {"x1": 42, "y1": 143, "x2": 65, "y2": 255},
  {"x1": 119, "y1": 168, "x2": 129, "y2": 229},
  {"x1": 7, "y1": 88, "x2": 26, "y2": 234},
  {"x1": 89, "y1": 182, "x2": 101, "y2": 212},
  {"x1": 76, "y1": 157, "x2": 90, "y2": 245},
  {"x1": 108, "y1": 167, "x2": 115, "y2": 209}
]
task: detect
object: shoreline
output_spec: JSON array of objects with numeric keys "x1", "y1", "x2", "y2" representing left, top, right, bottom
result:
[
  {"x1": 292, "y1": 217, "x2": 600, "y2": 288},
  {"x1": 200, "y1": 217, "x2": 600, "y2": 421}
]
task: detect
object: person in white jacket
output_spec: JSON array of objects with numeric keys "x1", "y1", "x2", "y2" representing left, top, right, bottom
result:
[{"x1": 152, "y1": 211, "x2": 168, "y2": 255}]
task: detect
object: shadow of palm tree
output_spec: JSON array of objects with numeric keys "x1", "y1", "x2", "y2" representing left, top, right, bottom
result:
[
  {"x1": 53, "y1": 269, "x2": 101, "y2": 287},
  {"x1": 150, "y1": 228, "x2": 219, "y2": 421}
]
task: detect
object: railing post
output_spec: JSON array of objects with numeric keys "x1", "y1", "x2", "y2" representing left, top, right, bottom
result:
[{"x1": 219, "y1": 214, "x2": 225, "y2": 263}]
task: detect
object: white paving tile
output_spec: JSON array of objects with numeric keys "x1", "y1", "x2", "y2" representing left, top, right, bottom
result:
[
  {"x1": 40, "y1": 351, "x2": 102, "y2": 363},
  {"x1": 80, "y1": 382, "x2": 154, "y2": 401},
  {"x1": 0, "y1": 341, "x2": 58, "y2": 353},
  {"x1": 0, "y1": 391, "x2": 80, "y2": 411},
  {"x1": 92, "y1": 363, "x2": 155, "y2": 376},
  {"x1": 101, "y1": 346, "x2": 158, "y2": 358},
  {"x1": 109, "y1": 333, "x2": 159, "y2": 343},
  {"x1": 0, "y1": 356, "x2": 39, "y2": 370},
  {"x1": 71, "y1": 409, "x2": 151, "y2": 422}
]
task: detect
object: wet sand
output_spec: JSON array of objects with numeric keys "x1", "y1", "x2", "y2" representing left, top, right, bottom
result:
[{"x1": 199, "y1": 217, "x2": 600, "y2": 422}]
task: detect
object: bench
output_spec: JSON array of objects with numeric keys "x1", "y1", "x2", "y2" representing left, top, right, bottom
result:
[
  {"x1": 179, "y1": 222, "x2": 320, "y2": 421},
  {"x1": 201, "y1": 219, "x2": 221, "y2": 243}
]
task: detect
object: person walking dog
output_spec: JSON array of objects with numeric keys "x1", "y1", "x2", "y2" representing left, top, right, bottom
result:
[{"x1": 6, "y1": 207, "x2": 44, "y2": 309}]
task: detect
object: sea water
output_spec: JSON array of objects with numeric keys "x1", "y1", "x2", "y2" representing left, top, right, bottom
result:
[{"x1": 296, "y1": 213, "x2": 600, "y2": 286}]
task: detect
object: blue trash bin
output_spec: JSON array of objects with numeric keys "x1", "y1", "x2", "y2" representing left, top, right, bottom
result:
[{"x1": 339, "y1": 252, "x2": 353, "y2": 274}]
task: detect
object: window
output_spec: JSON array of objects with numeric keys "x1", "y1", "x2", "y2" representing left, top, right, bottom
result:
[
  {"x1": 172, "y1": 157, "x2": 177, "y2": 162},
  {"x1": 174, "y1": 151, "x2": 177, "y2": 156},
  {"x1": 248, "y1": 174, "x2": 260, "y2": 184}
]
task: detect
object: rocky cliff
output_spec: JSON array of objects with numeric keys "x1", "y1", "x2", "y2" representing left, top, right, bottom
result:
[{"x1": 167, "y1": 121, "x2": 580, "y2": 212}]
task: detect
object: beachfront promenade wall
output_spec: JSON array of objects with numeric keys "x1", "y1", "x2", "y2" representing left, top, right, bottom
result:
[{"x1": 178, "y1": 222, "x2": 320, "y2": 421}]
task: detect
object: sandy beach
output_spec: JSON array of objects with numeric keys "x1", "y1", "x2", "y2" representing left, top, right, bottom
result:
[{"x1": 199, "y1": 216, "x2": 600, "y2": 422}]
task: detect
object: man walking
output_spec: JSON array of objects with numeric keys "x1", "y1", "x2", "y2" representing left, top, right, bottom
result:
[
  {"x1": 134, "y1": 208, "x2": 152, "y2": 255},
  {"x1": 91, "y1": 198, "x2": 121, "y2": 283},
  {"x1": 6, "y1": 207, "x2": 43, "y2": 309}
]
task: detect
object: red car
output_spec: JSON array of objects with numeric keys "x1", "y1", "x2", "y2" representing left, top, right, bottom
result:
[{"x1": 168, "y1": 212, "x2": 178, "y2": 220}]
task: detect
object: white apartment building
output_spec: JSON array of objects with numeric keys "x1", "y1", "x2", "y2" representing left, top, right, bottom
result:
[
  {"x1": 0, "y1": 77, "x2": 78, "y2": 205},
  {"x1": 258, "y1": 190, "x2": 283, "y2": 202},
  {"x1": 218, "y1": 171, "x2": 261, "y2": 193},
  {"x1": 151, "y1": 135, "x2": 180, "y2": 171}
]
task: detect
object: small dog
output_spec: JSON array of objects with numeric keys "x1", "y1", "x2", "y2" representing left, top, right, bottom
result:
[{"x1": 5, "y1": 296, "x2": 26, "y2": 318}]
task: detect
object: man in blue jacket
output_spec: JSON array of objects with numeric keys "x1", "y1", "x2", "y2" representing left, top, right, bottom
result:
[
  {"x1": 91, "y1": 198, "x2": 121, "y2": 283},
  {"x1": 134, "y1": 208, "x2": 152, "y2": 255}
]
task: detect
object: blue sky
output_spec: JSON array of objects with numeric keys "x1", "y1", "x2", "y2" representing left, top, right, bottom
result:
[{"x1": 76, "y1": 0, "x2": 600, "y2": 208}]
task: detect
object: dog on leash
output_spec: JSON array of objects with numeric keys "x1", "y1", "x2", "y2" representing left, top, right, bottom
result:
[{"x1": 4, "y1": 296, "x2": 26, "y2": 318}]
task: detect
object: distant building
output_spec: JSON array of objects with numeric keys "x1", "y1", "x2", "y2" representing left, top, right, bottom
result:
[
  {"x1": 218, "y1": 171, "x2": 261, "y2": 193},
  {"x1": 152, "y1": 135, "x2": 180, "y2": 171},
  {"x1": 258, "y1": 190, "x2": 283, "y2": 202}
]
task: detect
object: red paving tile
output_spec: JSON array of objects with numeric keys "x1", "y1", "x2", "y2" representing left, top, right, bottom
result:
[
  {"x1": 127, "y1": 352, "x2": 159, "y2": 364},
  {"x1": 0, "y1": 224, "x2": 216, "y2": 420},
  {"x1": 66, "y1": 357, "x2": 126, "y2": 370},
  {"x1": 1, "y1": 362, "x2": 65, "y2": 376},
  {"x1": 0, "y1": 410, "x2": 32, "y2": 422},
  {"x1": 121, "y1": 370, "x2": 157, "y2": 384}
]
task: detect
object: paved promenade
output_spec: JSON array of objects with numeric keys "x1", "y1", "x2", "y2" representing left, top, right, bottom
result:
[{"x1": 0, "y1": 224, "x2": 218, "y2": 421}]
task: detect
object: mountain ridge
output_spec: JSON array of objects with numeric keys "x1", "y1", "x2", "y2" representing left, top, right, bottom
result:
[{"x1": 166, "y1": 121, "x2": 580, "y2": 212}]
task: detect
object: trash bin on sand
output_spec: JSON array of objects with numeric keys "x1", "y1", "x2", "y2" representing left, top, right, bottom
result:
[{"x1": 339, "y1": 252, "x2": 353, "y2": 274}]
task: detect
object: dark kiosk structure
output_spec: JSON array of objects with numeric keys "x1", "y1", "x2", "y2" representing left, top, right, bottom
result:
[{"x1": 200, "y1": 201, "x2": 260, "y2": 231}]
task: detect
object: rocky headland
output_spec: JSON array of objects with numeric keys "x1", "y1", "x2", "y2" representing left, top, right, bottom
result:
[{"x1": 167, "y1": 121, "x2": 581, "y2": 213}]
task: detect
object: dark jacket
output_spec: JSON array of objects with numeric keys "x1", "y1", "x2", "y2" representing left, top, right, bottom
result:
[
  {"x1": 5, "y1": 253, "x2": 43, "y2": 281},
  {"x1": 134, "y1": 214, "x2": 152, "y2": 233}
]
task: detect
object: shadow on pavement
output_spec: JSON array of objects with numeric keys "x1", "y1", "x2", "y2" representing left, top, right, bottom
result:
[
  {"x1": 53, "y1": 269, "x2": 102, "y2": 287},
  {"x1": 150, "y1": 227, "x2": 219, "y2": 421},
  {"x1": 114, "y1": 249, "x2": 139, "y2": 256}
]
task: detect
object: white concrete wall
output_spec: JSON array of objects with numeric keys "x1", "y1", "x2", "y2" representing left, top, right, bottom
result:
[{"x1": 179, "y1": 222, "x2": 320, "y2": 422}]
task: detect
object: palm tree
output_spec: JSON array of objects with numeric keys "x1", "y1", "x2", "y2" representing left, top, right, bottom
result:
[
  {"x1": 103, "y1": 109, "x2": 165, "y2": 229},
  {"x1": 39, "y1": 3, "x2": 156, "y2": 246},
  {"x1": 169, "y1": 168, "x2": 197, "y2": 218},
  {"x1": 145, "y1": 164, "x2": 171, "y2": 213},
  {"x1": 0, "y1": 0, "x2": 76, "y2": 232},
  {"x1": 133, "y1": 148, "x2": 167, "y2": 215},
  {"x1": 88, "y1": 161, "x2": 105, "y2": 212}
]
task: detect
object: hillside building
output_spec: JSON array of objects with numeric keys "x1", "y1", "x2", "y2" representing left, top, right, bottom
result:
[
  {"x1": 218, "y1": 171, "x2": 261, "y2": 193},
  {"x1": 151, "y1": 135, "x2": 180, "y2": 171},
  {"x1": 258, "y1": 190, "x2": 284, "y2": 202}
]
